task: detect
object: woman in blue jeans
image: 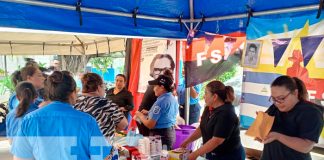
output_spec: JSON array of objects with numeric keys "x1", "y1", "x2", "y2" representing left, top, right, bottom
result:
[{"x1": 181, "y1": 81, "x2": 245, "y2": 160}]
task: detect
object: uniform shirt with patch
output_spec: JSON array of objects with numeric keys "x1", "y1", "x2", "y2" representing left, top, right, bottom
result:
[
  {"x1": 148, "y1": 92, "x2": 178, "y2": 129},
  {"x1": 261, "y1": 101, "x2": 323, "y2": 160}
]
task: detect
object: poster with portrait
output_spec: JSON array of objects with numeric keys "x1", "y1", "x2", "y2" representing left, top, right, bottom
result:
[
  {"x1": 242, "y1": 40, "x2": 262, "y2": 68},
  {"x1": 137, "y1": 39, "x2": 176, "y2": 93}
]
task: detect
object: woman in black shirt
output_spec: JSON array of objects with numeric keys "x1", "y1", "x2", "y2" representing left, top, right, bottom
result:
[
  {"x1": 261, "y1": 76, "x2": 323, "y2": 160},
  {"x1": 106, "y1": 74, "x2": 134, "y2": 122},
  {"x1": 181, "y1": 81, "x2": 244, "y2": 160}
]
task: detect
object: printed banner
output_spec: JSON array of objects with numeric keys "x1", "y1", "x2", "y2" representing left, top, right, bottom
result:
[
  {"x1": 184, "y1": 36, "x2": 245, "y2": 87},
  {"x1": 137, "y1": 40, "x2": 176, "y2": 93},
  {"x1": 241, "y1": 13, "x2": 324, "y2": 147}
]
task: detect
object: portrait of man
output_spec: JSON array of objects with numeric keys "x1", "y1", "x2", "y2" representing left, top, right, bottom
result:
[
  {"x1": 243, "y1": 41, "x2": 262, "y2": 68},
  {"x1": 137, "y1": 40, "x2": 176, "y2": 93},
  {"x1": 149, "y1": 54, "x2": 175, "y2": 79}
]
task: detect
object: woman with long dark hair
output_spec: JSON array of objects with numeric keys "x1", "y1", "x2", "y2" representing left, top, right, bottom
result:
[
  {"x1": 10, "y1": 71, "x2": 111, "y2": 160},
  {"x1": 6, "y1": 82, "x2": 38, "y2": 143},
  {"x1": 181, "y1": 80, "x2": 245, "y2": 160},
  {"x1": 8, "y1": 65, "x2": 45, "y2": 111},
  {"x1": 261, "y1": 76, "x2": 323, "y2": 160}
]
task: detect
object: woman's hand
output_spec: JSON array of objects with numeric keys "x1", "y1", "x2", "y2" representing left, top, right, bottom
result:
[
  {"x1": 188, "y1": 152, "x2": 199, "y2": 160},
  {"x1": 135, "y1": 111, "x2": 143, "y2": 117},
  {"x1": 141, "y1": 109, "x2": 149, "y2": 115},
  {"x1": 180, "y1": 140, "x2": 189, "y2": 149},
  {"x1": 263, "y1": 132, "x2": 281, "y2": 144}
]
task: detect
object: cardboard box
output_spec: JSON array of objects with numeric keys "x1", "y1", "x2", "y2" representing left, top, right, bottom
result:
[{"x1": 168, "y1": 149, "x2": 190, "y2": 160}]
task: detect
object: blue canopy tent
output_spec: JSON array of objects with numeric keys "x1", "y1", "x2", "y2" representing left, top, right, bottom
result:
[
  {"x1": 0, "y1": 0, "x2": 323, "y2": 131},
  {"x1": 0, "y1": 0, "x2": 322, "y2": 39}
]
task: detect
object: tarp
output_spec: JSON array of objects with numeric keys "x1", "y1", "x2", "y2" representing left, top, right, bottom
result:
[
  {"x1": 240, "y1": 11, "x2": 324, "y2": 146},
  {"x1": 0, "y1": 0, "x2": 322, "y2": 39},
  {"x1": 0, "y1": 27, "x2": 125, "y2": 55}
]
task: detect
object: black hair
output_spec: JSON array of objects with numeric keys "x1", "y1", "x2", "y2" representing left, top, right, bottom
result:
[
  {"x1": 11, "y1": 70, "x2": 23, "y2": 87},
  {"x1": 249, "y1": 43, "x2": 257, "y2": 50},
  {"x1": 15, "y1": 82, "x2": 37, "y2": 118},
  {"x1": 292, "y1": 77, "x2": 308, "y2": 101},
  {"x1": 45, "y1": 71, "x2": 76, "y2": 103},
  {"x1": 116, "y1": 74, "x2": 127, "y2": 82},
  {"x1": 20, "y1": 65, "x2": 39, "y2": 81},
  {"x1": 206, "y1": 80, "x2": 235, "y2": 103}
]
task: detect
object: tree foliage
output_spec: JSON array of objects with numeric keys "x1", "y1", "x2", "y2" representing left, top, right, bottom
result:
[{"x1": 89, "y1": 56, "x2": 114, "y2": 73}]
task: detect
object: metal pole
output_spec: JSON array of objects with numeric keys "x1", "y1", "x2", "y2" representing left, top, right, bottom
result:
[
  {"x1": 1, "y1": 0, "x2": 319, "y2": 24},
  {"x1": 4, "y1": 55, "x2": 8, "y2": 76},
  {"x1": 184, "y1": 0, "x2": 195, "y2": 125}
]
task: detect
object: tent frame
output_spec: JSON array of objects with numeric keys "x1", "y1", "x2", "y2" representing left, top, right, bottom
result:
[{"x1": 1, "y1": 0, "x2": 320, "y2": 33}]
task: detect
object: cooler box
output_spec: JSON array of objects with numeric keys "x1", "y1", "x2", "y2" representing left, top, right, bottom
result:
[{"x1": 172, "y1": 125, "x2": 196, "y2": 150}]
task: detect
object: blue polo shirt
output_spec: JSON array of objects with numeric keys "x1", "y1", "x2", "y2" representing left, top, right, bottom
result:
[
  {"x1": 6, "y1": 103, "x2": 38, "y2": 138},
  {"x1": 148, "y1": 92, "x2": 178, "y2": 129},
  {"x1": 8, "y1": 93, "x2": 19, "y2": 111},
  {"x1": 11, "y1": 101, "x2": 111, "y2": 160},
  {"x1": 177, "y1": 82, "x2": 202, "y2": 105},
  {"x1": 8, "y1": 93, "x2": 43, "y2": 111}
]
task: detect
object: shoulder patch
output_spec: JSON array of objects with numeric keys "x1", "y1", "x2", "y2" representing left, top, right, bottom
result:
[{"x1": 152, "y1": 105, "x2": 161, "y2": 114}]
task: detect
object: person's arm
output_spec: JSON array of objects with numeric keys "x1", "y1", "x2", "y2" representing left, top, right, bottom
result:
[
  {"x1": 189, "y1": 137, "x2": 225, "y2": 160},
  {"x1": 189, "y1": 86, "x2": 199, "y2": 99},
  {"x1": 123, "y1": 92, "x2": 134, "y2": 111},
  {"x1": 180, "y1": 127, "x2": 202, "y2": 148},
  {"x1": 264, "y1": 132, "x2": 315, "y2": 153},
  {"x1": 135, "y1": 111, "x2": 156, "y2": 129}
]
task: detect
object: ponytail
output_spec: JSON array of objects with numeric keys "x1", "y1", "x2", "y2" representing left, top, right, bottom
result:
[
  {"x1": 292, "y1": 77, "x2": 308, "y2": 101},
  {"x1": 15, "y1": 82, "x2": 37, "y2": 118},
  {"x1": 225, "y1": 86, "x2": 235, "y2": 103}
]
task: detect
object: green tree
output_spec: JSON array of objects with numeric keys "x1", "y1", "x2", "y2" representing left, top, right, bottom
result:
[
  {"x1": 89, "y1": 56, "x2": 114, "y2": 73},
  {"x1": 0, "y1": 75, "x2": 15, "y2": 95}
]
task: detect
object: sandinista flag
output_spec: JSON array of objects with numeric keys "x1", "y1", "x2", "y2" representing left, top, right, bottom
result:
[
  {"x1": 241, "y1": 12, "x2": 324, "y2": 147},
  {"x1": 184, "y1": 35, "x2": 245, "y2": 87}
]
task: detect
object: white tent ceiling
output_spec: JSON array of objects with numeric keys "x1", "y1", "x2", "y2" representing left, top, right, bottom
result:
[{"x1": 0, "y1": 28, "x2": 126, "y2": 55}]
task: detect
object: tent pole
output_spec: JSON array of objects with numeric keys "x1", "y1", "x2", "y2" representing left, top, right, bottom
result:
[
  {"x1": 184, "y1": 0, "x2": 195, "y2": 125},
  {"x1": 1, "y1": 0, "x2": 319, "y2": 24},
  {"x1": 4, "y1": 55, "x2": 8, "y2": 76}
]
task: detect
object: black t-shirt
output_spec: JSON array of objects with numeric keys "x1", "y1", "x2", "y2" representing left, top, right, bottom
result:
[
  {"x1": 138, "y1": 85, "x2": 157, "y2": 111},
  {"x1": 200, "y1": 103, "x2": 241, "y2": 155},
  {"x1": 106, "y1": 88, "x2": 134, "y2": 112},
  {"x1": 261, "y1": 101, "x2": 324, "y2": 160}
]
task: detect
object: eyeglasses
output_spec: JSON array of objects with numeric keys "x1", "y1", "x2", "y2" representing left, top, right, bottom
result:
[
  {"x1": 153, "y1": 67, "x2": 171, "y2": 75},
  {"x1": 269, "y1": 92, "x2": 291, "y2": 104}
]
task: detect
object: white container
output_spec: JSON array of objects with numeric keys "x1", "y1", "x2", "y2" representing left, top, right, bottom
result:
[
  {"x1": 138, "y1": 139, "x2": 146, "y2": 155},
  {"x1": 155, "y1": 136, "x2": 162, "y2": 154},
  {"x1": 143, "y1": 137, "x2": 151, "y2": 155}
]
